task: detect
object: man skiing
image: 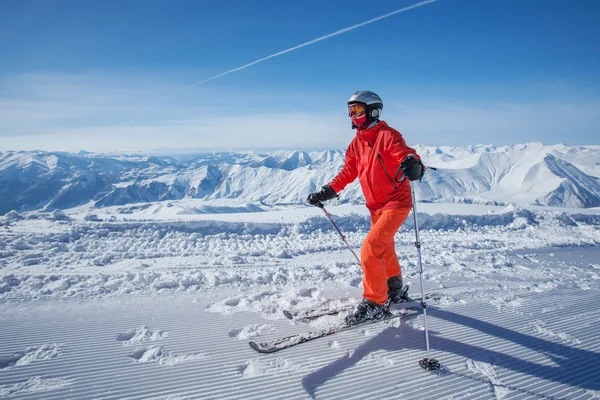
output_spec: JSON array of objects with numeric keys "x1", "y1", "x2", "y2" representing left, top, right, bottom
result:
[{"x1": 307, "y1": 90, "x2": 424, "y2": 324}]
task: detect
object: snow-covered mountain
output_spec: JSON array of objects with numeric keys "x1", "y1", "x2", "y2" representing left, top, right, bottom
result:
[{"x1": 1, "y1": 143, "x2": 599, "y2": 215}]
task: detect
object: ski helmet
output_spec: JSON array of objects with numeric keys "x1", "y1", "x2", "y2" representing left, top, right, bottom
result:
[{"x1": 347, "y1": 90, "x2": 383, "y2": 129}]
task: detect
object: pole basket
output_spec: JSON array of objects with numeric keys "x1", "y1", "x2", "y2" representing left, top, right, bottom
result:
[{"x1": 419, "y1": 357, "x2": 440, "y2": 371}]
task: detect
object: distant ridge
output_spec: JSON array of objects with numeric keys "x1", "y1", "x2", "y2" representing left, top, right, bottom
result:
[{"x1": 1, "y1": 143, "x2": 599, "y2": 215}]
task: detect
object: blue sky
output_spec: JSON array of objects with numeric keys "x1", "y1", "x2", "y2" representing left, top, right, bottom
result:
[{"x1": 1, "y1": 0, "x2": 599, "y2": 151}]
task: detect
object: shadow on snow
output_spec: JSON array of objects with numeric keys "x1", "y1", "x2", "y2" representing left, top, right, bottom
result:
[{"x1": 302, "y1": 307, "x2": 600, "y2": 399}]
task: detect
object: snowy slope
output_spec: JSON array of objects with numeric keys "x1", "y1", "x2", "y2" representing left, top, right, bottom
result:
[
  {"x1": 1, "y1": 143, "x2": 599, "y2": 215},
  {"x1": 414, "y1": 143, "x2": 600, "y2": 208},
  {"x1": 1, "y1": 203, "x2": 600, "y2": 399}
]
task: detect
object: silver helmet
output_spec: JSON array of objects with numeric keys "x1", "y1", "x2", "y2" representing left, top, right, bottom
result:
[{"x1": 348, "y1": 90, "x2": 383, "y2": 123}]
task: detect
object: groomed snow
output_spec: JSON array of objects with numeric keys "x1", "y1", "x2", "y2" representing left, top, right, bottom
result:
[{"x1": 1, "y1": 202, "x2": 599, "y2": 399}]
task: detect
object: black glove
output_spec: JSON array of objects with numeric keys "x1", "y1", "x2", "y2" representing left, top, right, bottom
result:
[
  {"x1": 399, "y1": 155, "x2": 425, "y2": 181},
  {"x1": 307, "y1": 185, "x2": 337, "y2": 206}
]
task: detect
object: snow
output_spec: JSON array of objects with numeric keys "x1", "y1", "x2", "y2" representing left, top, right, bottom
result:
[
  {"x1": 0, "y1": 345, "x2": 63, "y2": 370},
  {"x1": 116, "y1": 326, "x2": 169, "y2": 346},
  {"x1": 127, "y1": 346, "x2": 210, "y2": 367},
  {"x1": 1, "y1": 196, "x2": 599, "y2": 398},
  {"x1": 1, "y1": 143, "x2": 599, "y2": 217},
  {"x1": 0, "y1": 376, "x2": 73, "y2": 397}
]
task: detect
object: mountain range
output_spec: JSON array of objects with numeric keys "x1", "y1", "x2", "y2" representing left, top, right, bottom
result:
[{"x1": 1, "y1": 142, "x2": 599, "y2": 215}]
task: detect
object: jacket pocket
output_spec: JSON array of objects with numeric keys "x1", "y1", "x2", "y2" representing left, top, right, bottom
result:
[{"x1": 377, "y1": 154, "x2": 397, "y2": 189}]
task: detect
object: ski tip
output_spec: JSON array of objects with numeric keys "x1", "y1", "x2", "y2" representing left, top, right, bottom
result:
[
  {"x1": 249, "y1": 341, "x2": 278, "y2": 354},
  {"x1": 249, "y1": 341, "x2": 262, "y2": 353},
  {"x1": 283, "y1": 310, "x2": 294, "y2": 320}
]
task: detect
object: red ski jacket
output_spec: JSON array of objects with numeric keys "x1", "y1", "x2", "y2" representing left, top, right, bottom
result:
[{"x1": 328, "y1": 121, "x2": 421, "y2": 213}]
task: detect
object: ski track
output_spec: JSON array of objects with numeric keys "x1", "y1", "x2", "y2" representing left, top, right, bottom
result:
[
  {"x1": 1, "y1": 290, "x2": 599, "y2": 398},
  {"x1": 0, "y1": 205, "x2": 599, "y2": 399}
]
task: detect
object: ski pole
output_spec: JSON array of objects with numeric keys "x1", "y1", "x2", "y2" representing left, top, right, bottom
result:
[
  {"x1": 409, "y1": 180, "x2": 440, "y2": 371},
  {"x1": 317, "y1": 202, "x2": 361, "y2": 264}
]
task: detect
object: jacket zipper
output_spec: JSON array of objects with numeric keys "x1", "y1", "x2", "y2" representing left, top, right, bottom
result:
[{"x1": 377, "y1": 154, "x2": 397, "y2": 189}]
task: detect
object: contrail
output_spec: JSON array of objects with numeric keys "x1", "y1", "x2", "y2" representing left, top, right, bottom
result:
[
  {"x1": 158, "y1": 0, "x2": 436, "y2": 100},
  {"x1": 120, "y1": 118, "x2": 138, "y2": 126}
]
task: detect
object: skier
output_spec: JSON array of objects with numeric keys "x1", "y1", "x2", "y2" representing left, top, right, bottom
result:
[{"x1": 307, "y1": 90, "x2": 425, "y2": 324}]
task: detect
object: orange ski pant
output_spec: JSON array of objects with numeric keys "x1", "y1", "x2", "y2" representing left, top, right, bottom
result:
[{"x1": 360, "y1": 207, "x2": 411, "y2": 304}]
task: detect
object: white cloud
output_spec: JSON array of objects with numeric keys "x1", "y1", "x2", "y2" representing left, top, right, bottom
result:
[
  {"x1": 1, "y1": 73, "x2": 598, "y2": 151},
  {"x1": 2, "y1": 113, "x2": 348, "y2": 152}
]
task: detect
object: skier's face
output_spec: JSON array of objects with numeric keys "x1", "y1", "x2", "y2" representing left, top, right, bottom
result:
[{"x1": 348, "y1": 103, "x2": 367, "y2": 127}]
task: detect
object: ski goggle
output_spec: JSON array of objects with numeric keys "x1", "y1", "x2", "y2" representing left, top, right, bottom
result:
[{"x1": 348, "y1": 103, "x2": 366, "y2": 117}]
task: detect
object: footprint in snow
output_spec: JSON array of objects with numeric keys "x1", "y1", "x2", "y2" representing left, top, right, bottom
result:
[
  {"x1": 0, "y1": 344, "x2": 62, "y2": 370},
  {"x1": 489, "y1": 296, "x2": 522, "y2": 312},
  {"x1": 533, "y1": 320, "x2": 581, "y2": 345},
  {"x1": 0, "y1": 376, "x2": 73, "y2": 397},
  {"x1": 116, "y1": 326, "x2": 168, "y2": 346},
  {"x1": 237, "y1": 357, "x2": 302, "y2": 378},
  {"x1": 229, "y1": 324, "x2": 276, "y2": 340},
  {"x1": 466, "y1": 359, "x2": 511, "y2": 399},
  {"x1": 367, "y1": 353, "x2": 394, "y2": 367},
  {"x1": 128, "y1": 346, "x2": 209, "y2": 367}
]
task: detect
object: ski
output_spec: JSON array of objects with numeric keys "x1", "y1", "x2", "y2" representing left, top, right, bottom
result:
[
  {"x1": 283, "y1": 304, "x2": 354, "y2": 321},
  {"x1": 283, "y1": 298, "x2": 427, "y2": 322},
  {"x1": 250, "y1": 306, "x2": 421, "y2": 353},
  {"x1": 282, "y1": 288, "x2": 442, "y2": 322}
]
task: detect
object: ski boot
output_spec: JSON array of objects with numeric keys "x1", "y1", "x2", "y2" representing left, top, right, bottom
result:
[
  {"x1": 388, "y1": 285, "x2": 410, "y2": 303},
  {"x1": 387, "y1": 275, "x2": 411, "y2": 304},
  {"x1": 345, "y1": 299, "x2": 387, "y2": 326}
]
